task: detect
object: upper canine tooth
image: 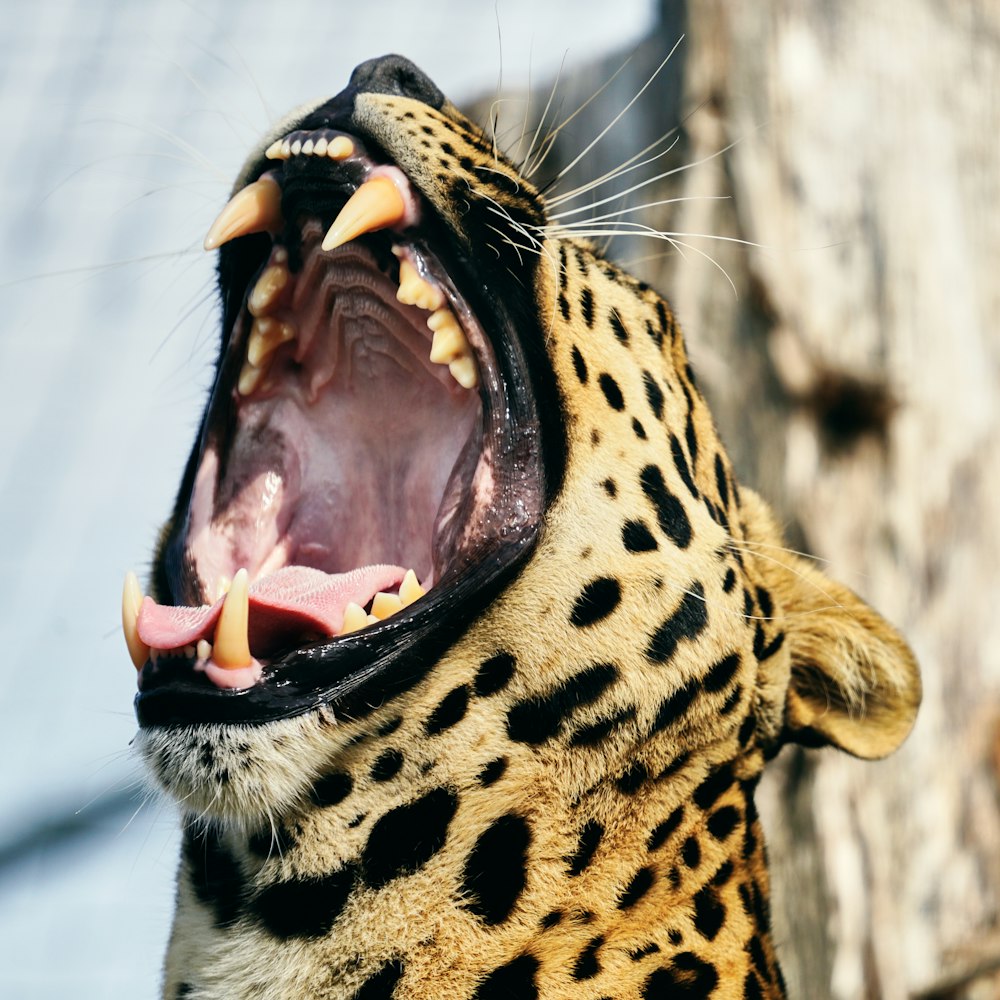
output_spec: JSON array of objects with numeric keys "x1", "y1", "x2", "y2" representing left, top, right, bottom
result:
[
  {"x1": 327, "y1": 136, "x2": 354, "y2": 160},
  {"x1": 121, "y1": 571, "x2": 150, "y2": 670},
  {"x1": 213, "y1": 568, "x2": 252, "y2": 669},
  {"x1": 321, "y1": 176, "x2": 407, "y2": 252},
  {"x1": 204, "y1": 176, "x2": 282, "y2": 251},
  {"x1": 248, "y1": 264, "x2": 289, "y2": 316},
  {"x1": 397, "y1": 259, "x2": 444, "y2": 311}
]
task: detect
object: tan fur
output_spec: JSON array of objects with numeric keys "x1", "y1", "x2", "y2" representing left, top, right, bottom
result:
[{"x1": 143, "y1": 75, "x2": 920, "y2": 1000}]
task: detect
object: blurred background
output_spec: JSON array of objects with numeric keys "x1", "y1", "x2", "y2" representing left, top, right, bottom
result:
[{"x1": 1, "y1": 1, "x2": 997, "y2": 998}]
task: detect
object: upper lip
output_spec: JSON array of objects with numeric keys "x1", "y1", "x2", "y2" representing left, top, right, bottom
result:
[{"x1": 131, "y1": 121, "x2": 546, "y2": 727}]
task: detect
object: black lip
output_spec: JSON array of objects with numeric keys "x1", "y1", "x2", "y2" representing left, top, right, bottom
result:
[{"x1": 137, "y1": 111, "x2": 552, "y2": 728}]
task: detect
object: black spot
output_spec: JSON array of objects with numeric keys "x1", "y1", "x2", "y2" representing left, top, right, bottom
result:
[
  {"x1": 643, "y1": 953, "x2": 719, "y2": 998},
  {"x1": 657, "y1": 751, "x2": 691, "y2": 782},
  {"x1": 656, "y1": 299, "x2": 671, "y2": 343},
  {"x1": 348, "y1": 813, "x2": 367, "y2": 828},
  {"x1": 183, "y1": 823, "x2": 244, "y2": 929},
  {"x1": 630, "y1": 942, "x2": 661, "y2": 961},
  {"x1": 353, "y1": 960, "x2": 404, "y2": 999},
  {"x1": 714, "y1": 454, "x2": 730, "y2": 509},
  {"x1": 721, "y1": 684, "x2": 743, "y2": 716},
  {"x1": 693, "y1": 885, "x2": 726, "y2": 940},
  {"x1": 570, "y1": 577, "x2": 621, "y2": 627},
  {"x1": 708, "y1": 806, "x2": 741, "y2": 841},
  {"x1": 610, "y1": 307, "x2": 630, "y2": 343},
  {"x1": 559, "y1": 294, "x2": 570, "y2": 321},
  {"x1": 744, "y1": 971, "x2": 764, "y2": 1000},
  {"x1": 478, "y1": 757, "x2": 507, "y2": 786},
  {"x1": 648, "y1": 806, "x2": 684, "y2": 851},
  {"x1": 755, "y1": 586, "x2": 773, "y2": 619},
  {"x1": 462, "y1": 813, "x2": 531, "y2": 924},
  {"x1": 253, "y1": 865, "x2": 358, "y2": 939},
  {"x1": 581, "y1": 287, "x2": 595, "y2": 328},
  {"x1": 618, "y1": 867, "x2": 655, "y2": 909},
  {"x1": 639, "y1": 464, "x2": 692, "y2": 549},
  {"x1": 670, "y1": 435, "x2": 699, "y2": 500},
  {"x1": 737, "y1": 712, "x2": 755, "y2": 745},
  {"x1": 598, "y1": 373, "x2": 625, "y2": 411},
  {"x1": 754, "y1": 626, "x2": 785, "y2": 662},
  {"x1": 722, "y1": 567, "x2": 736, "y2": 593},
  {"x1": 695, "y1": 764, "x2": 735, "y2": 811},
  {"x1": 567, "y1": 820, "x2": 603, "y2": 875},
  {"x1": 569, "y1": 706, "x2": 637, "y2": 747},
  {"x1": 668, "y1": 866, "x2": 681, "y2": 888},
  {"x1": 711, "y1": 860, "x2": 735, "y2": 887},
  {"x1": 507, "y1": 663, "x2": 618, "y2": 744},
  {"x1": 668, "y1": 929, "x2": 683, "y2": 946},
  {"x1": 643, "y1": 370, "x2": 664, "y2": 419},
  {"x1": 649, "y1": 677, "x2": 699, "y2": 734},
  {"x1": 475, "y1": 652, "x2": 515, "y2": 696},
  {"x1": 682, "y1": 836, "x2": 701, "y2": 869},
  {"x1": 377, "y1": 717, "x2": 402, "y2": 737},
  {"x1": 617, "y1": 762, "x2": 648, "y2": 794},
  {"x1": 572, "y1": 936, "x2": 604, "y2": 980},
  {"x1": 633, "y1": 417, "x2": 647, "y2": 439},
  {"x1": 371, "y1": 749, "x2": 403, "y2": 782},
  {"x1": 571, "y1": 344, "x2": 588, "y2": 384},
  {"x1": 473, "y1": 955, "x2": 539, "y2": 1000},
  {"x1": 425, "y1": 685, "x2": 469, "y2": 735},
  {"x1": 602, "y1": 478, "x2": 617, "y2": 497},
  {"x1": 646, "y1": 584, "x2": 708, "y2": 664},
  {"x1": 645, "y1": 317, "x2": 663, "y2": 348},
  {"x1": 749, "y1": 935, "x2": 772, "y2": 983},
  {"x1": 176, "y1": 985, "x2": 193, "y2": 999},
  {"x1": 684, "y1": 412, "x2": 699, "y2": 469},
  {"x1": 541, "y1": 909, "x2": 563, "y2": 929},
  {"x1": 362, "y1": 788, "x2": 457, "y2": 888},
  {"x1": 703, "y1": 653, "x2": 740, "y2": 694},
  {"x1": 622, "y1": 520, "x2": 658, "y2": 553}
]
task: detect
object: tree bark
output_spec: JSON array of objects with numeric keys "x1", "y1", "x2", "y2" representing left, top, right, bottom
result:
[{"x1": 513, "y1": 2, "x2": 1000, "y2": 996}]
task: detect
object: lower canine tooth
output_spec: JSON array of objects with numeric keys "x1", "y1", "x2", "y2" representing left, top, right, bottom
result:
[
  {"x1": 213, "y1": 568, "x2": 252, "y2": 669},
  {"x1": 121, "y1": 571, "x2": 150, "y2": 670},
  {"x1": 371, "y1": 592, "x2": 404, "y2": 619}
]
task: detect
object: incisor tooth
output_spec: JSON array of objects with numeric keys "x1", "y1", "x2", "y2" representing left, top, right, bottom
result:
[
  {"x1": 399, "y1": 570, "x2": 425, "y2": 607},
  {"x1": 397, "y1": 259, "x2": 444, "y2": 311},
  {"x1": 122, "y1": 571, "x2": 149, "y2": 670},
  {"x1": 449, "y1": 356, "x2": 479, "y2": 389},
  {"x1": 213, "y1": 568, "x2": 252, "y2": 669},
  {"x1": 322, "y1": 176, "x2": 406, "y2": 252},
  {"x1": 314, "y1": 137, "x2": 328, "y2": 156},
  {"x1": 248, "y1": 317, "x2": 295, "y2": 366},
  {"x1": 371, "y1": 592, "x2": 404, "y2": 620},
  {"x1": 196, "y1": 639, "x2": 212, "y2": 661},
  {"x1": 248, "y1": 264, "x2": 289, "y2": 317},
  {"x1": 341, "y1": 602, "x2": 368, "y2": 635},
  {"x1": 204, "y1": 176, "x2": 282, "y2": 251}
]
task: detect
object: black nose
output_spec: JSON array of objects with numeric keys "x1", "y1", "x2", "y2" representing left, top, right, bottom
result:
[{"x1": 348, "y1": 55, "x2": 445, "y2": 110}]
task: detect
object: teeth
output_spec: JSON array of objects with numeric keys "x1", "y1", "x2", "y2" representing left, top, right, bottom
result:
[
  {"x1": 341, "y1": 602, "x2": 368, "y2": 635},
  {"x1": 121, "y1": 571, "x2": 150, "y2": 670},
  {"x1": 197, "y1": 639, "x2": 212, "y2": 661},
  {"x1": 313, "y1": 137, "x2": 328, "y2": 156},
  {"x1": 264, "y1": 139, "x2": 286, "y2": 161},
  {"x1": 248, "y1": 264, "x2": 289, "y2": 317},
  {"x1": 371, "y1": 592, "x2": 404, "y2": 620},
  {"x1": 397, "y1": 259, "x2": 444, "y2": 311},
  {"x1": 213, "y1": 568, "x2": 252, "y2": 669},
  {"x1": 448, "y1": 357, "x2": 479, "y2": 389},
  {"x1": 247, "y1": 317, "x2": 296, "y2": 366},
  {"x1": 238, "y1": 359, "x2": 266, "y2": 396},
  {"x1": 327, "y1": 136, "x2": 354, "y2": 160},
  {"x1": 399, "y1": 570, "x2": 425, "y2": 607},
  {"x1": 321, "y1": 176, "x2": 406, "y2": 252},
  {"x1": 291, "y1": 139, "x2": 302, "y2": 155},
  {"x1": 204, "y1": 176, "x2": 282, "y2": 251},
  {"x1": 302, "y1": 138, "x2": 314, "y2": 155}
]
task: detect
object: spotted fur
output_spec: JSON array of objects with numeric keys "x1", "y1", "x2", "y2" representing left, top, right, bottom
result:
[{"x1": 140, "y1": 57, "x2": 920, "y2": 1000}]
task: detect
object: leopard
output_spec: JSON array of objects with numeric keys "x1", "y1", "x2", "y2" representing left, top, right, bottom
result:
[{"x1": 123, "y1": 55, "x2": 921, "y2": 999}]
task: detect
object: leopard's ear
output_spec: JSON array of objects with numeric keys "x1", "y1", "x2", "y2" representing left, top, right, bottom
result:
[{"x1": 741, "y1": 491, "x2": 921, "y2": 759}]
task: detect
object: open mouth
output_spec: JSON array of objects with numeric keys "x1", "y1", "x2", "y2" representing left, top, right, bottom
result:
[{"x1": 126, "y1": 121, "x2": 547, "y2": 726}]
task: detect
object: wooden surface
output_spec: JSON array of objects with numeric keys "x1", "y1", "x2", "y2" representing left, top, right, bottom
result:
[{"x1": 524, "y1": 2, "x2": 1000, "y2": 995}]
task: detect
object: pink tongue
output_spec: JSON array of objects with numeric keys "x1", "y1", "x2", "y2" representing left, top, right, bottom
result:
[{"x1": 136, "y1": 565, "x2": 407, "y2": 655}]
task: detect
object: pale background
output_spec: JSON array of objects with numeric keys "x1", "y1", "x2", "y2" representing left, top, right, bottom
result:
[{"x1": 0, "y1": 1, "x2": 658, "y2": 995}]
